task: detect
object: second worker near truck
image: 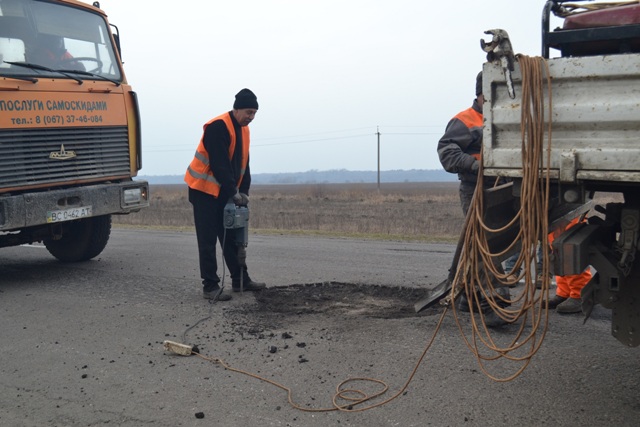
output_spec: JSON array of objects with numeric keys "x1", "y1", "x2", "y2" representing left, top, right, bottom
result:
[
  {"x1": 437, "y1": 72, "x2": 485, "y2": 216},
  {"x1": 437, "y1": 72, "x2": 511, "y2": 327},
  {"x1": 185, "y1": 88, "x2": 266, "y2": 301}
]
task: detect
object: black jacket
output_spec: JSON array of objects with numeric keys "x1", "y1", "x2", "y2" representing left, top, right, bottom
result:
[
  {"x1": 437, "y1": 99, "x2": 483, "y2": 184},
  {"x1": 203, "y1": 111, "x2": 251, "y2": 202}
]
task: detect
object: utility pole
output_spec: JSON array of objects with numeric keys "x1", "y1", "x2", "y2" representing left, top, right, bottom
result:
[{"x1": 377, "y1": 126, "x2": 381, "y2": 191}]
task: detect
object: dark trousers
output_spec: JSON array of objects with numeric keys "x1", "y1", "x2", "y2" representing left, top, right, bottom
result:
[
  {"x1": 459, "y1": 181, "x2": 476, "y2": 216},
  {"x1": 189, "y1": 188, "x2": 249, "y2": 290},
  {"x1": 458, "y1": 180, "x2": 507, "y2": 278}
]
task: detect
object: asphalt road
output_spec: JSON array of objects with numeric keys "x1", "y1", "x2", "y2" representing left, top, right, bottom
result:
[{"x1": 1, "y1": 228, "x2": 638, "y2": 427}]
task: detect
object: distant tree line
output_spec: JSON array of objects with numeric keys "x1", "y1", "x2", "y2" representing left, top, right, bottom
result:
[{"x1": 141, "y1": 169, "x2": 454, "y2": 185}]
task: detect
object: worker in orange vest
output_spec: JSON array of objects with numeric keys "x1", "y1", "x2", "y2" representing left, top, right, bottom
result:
[
  {"x1": 185, "y1": 89, "x2": 265, "y2": 301},
  {"x1": 437, "y1": 71, "x2": 485, "y2": 215},
  {"x1": 437, "y1": 72, "x2": 511, "y2": 327}
]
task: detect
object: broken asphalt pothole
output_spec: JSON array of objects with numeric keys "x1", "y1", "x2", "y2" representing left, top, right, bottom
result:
[
  {"x1": 235, "y1": 282, "x2": 441, "y2": 323},
  {"x1": 194, "y1": 283, "x2": 446, "y2": 376}
]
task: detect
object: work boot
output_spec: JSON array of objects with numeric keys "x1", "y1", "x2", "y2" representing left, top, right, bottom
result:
[
  {"x1": 232, "y1": 279, "x2": 266, "y2": 292},
  {"x1": 482, "y1": 310, "x2": 509, "y2": 328},
  {"x1": 203, "y1": 288, "x2": 232, "y2": 301},
  {"x1": 491, "y1": 286, "x2": 511, "y2": 308},
  {"x1": 455, "y1": 292, "x2": 472, "y2": 312},
  {"x1": 482, "y1": 286, "x2": 511, "y2": 327},
  {"x1": 546, "y1": 294, "x2": 567, "y2": 309},
  {"x1": 556, "y1": 297, "x2": 582, "y2": 314},
  {"x1": 455, "y1": 286, "x2": 510, "y2": 312}
]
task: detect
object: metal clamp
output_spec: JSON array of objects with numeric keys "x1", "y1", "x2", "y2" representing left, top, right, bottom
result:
[{"x1": 481, "y1": 29, "x2": 516, "y2": 99}]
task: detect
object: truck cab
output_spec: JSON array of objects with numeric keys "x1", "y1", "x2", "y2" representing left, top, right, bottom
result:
[{"x1": 0, "y1": 0, "x2": 148, "y2": 261}]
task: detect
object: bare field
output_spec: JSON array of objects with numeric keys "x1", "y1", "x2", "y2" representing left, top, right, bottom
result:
[{"x1": 112, "y1": 182, "x2": 464, "y2": 242}]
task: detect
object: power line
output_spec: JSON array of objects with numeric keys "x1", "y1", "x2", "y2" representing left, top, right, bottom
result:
[
  {"x1": 257, "y1": 126, "x2": 375, "y2": 141},
  {"x1": 143, "y1": 126, "x2": 443, "y2": 153},
  {"x1": 384, "y1": 132, "x2": 442, "y2": 136},
  {"x1": 253, "y1": 133, "x2": 371, "y2": 147}
]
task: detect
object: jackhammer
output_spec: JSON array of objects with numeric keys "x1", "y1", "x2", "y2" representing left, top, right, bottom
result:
[{"x1": 223, "y1": 198, "x2": 249, "y2": 290}]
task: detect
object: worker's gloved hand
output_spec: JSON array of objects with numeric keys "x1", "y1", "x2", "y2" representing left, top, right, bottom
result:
[
  {"x1": 232, "y1": 191, "x2": 242, "y2": 205},
  {"x1": 232, "y1": 191, "x2": 249, "y2": 206},
  {"x1": 470, "y1": 160, "x2": 480, "y2": 174}
]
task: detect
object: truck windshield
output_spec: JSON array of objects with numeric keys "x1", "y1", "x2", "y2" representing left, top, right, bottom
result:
[{"x1": 0, "y1": 0, "x2": 122, "y2": 81}]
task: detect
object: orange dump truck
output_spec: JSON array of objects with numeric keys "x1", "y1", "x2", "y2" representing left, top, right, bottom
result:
[{"x1": 0, "y1": 0, "x2": 148, "y2": 261}]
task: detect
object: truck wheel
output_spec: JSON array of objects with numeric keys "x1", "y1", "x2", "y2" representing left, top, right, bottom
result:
[{"x1": 44, "y1": 215, "x2": 112, "y2": 262}]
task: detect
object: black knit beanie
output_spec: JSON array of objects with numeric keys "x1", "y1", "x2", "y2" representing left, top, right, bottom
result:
[
  {"x1": 476, "y1": 72, "x2": 483, "y2": 96},
  {"x1": 233, "y1": 88, "x2": 259, "y2": 110}
]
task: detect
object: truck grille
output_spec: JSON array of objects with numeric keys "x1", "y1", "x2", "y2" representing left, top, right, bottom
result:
[{"x1": 0, "y1": 126, "x2": 130, "y2": 189}]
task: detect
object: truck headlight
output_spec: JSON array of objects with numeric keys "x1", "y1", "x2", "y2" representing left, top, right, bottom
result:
[{"x1": 124, "y1": 187, "x2": 143, "y2": 204}]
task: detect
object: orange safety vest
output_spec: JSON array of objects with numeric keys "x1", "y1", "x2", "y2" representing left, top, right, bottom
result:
[
  {"x1": 454, "y1": 107, "x2": 483, "y2": 130},
  {"x1": 454, "y1": 107, "x2": 483, "y2": 160},
  {"x1": 184, "y1": 112, "x2": 250, "y2": 197}
]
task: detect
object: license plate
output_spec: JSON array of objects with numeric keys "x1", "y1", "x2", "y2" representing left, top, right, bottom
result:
[{"x1": 46, "y1": 206, "x2": 93, "y2": 223}]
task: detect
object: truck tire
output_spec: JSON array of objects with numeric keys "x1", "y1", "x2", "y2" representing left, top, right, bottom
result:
[{"x1": 44, "y1": 215, "x2": 112, "y2": 262}]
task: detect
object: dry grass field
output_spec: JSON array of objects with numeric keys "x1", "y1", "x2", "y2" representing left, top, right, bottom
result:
[{"x1": 112, "y1": 182, "x2": 464, "y2": 242}]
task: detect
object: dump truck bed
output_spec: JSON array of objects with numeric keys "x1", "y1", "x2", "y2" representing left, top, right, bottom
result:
[{"x1": 482, "y1": 53, "x2": 640, "y2": 186}]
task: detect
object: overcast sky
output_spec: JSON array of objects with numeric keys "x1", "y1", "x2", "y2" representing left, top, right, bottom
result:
[{"x1": 98, "y1": 0, "x2": 562, "y2": 176}]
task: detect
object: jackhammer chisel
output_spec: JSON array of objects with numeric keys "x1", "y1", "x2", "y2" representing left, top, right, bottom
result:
[{"x1": 224, "y1": 199, "x2": 249, "y2": 291}]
